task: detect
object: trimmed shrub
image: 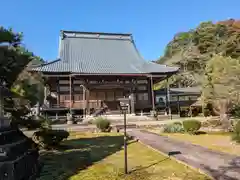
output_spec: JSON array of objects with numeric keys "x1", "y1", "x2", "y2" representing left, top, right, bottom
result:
[
  {"x1": 232, "y1": 120, "x2": 240, "y2": 143},
  {"x1": 183, "y1": 120, "x2": 201, "y2": 134},
  {"x1": 95, "y1": 117, "x2": 111, "y2": 132},
  {"x1": 16, "y1": 115, "x2": 52, "y2": 130},
  {"x1": 32, "y1": 129, "x2": 69, "y2": 149},
  {"x1": 163, "y1": 123, "x2": 184, "y2": 133}
]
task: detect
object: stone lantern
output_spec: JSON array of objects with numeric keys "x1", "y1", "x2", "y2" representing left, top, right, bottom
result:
[{"x1": 0, "y1": 84, "x2": 40, "y2": 180}]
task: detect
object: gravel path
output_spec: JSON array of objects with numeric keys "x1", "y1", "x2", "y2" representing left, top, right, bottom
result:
[{"x1": 127, "y1": 129, "x2": 240, "y2": 180}]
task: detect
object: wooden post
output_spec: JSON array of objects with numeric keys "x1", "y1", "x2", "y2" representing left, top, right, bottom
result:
[
  {"x1": 56, "y1": 77, "x2": 60, "y2": 107},
  {"x1": 83, "y1": 87, "x2": 86, "y2": 117},
  {"x1": 150, "y1": 75, "x2": 155, "y2": 111},
  {"x1": 80, "y1": 84, "x2": 87, "y2": 117},
  {"x1": 135, "y1": 79, "x2": 139, "y2": 103},
  {"x1": 130, "y1": 81, "x2": 135, "y2": 114},
  {"x1": 167, "y1": 78, "x2": 172, "y2": 119},
  {"x1": 0, "y1": 87, "x2": 3, "y2": 117},
  {"x1": 130, "y1": 92, "x2": 135, "y2": 114},
  {"x1": 177, "y1": 95, "x2": 180, "y2": 116},
  {"x1": 44, "y1": 86, "x2": 48, "y2": 107},
  {"x1": 69, "y1": 75, "x2": 72, "y2": 110},
  {"x1": 86, "y1": 89, "x2": 90, "y2": 115}
]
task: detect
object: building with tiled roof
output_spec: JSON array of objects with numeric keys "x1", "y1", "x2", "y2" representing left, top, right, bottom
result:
[{"x1": 31, "y1": 31, "x2": 179, "y2": 117}]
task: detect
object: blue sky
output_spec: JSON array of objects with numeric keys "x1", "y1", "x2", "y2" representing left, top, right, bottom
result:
[{"x1": 1, "y1": 0, "x2": 239, "y2": 61}]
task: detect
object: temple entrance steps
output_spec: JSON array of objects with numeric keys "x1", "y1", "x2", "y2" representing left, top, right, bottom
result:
[
  {"x1": 91, "y1": 107, "x2": 108, "y2": 117},
  {"x1": 105, "y1": 110, "x2": 122, "y2": 115}
]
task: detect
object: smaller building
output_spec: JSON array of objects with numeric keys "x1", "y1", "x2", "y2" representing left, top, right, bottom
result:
[{"x1": 154, "y1": 87, "x2": 201, "y2": 115}]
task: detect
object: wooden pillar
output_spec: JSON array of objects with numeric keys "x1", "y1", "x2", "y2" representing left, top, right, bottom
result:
[
  {"x1": 44, "y1": 85, "x2": 50, "y2": 107},
  {"x1": 135, "y1": 79, "x2": 139, "y2": 102},
  {"x1": 56, "y1": 77, "x2": 60, "y2": 106},
  {"x1": 86, "y1": 89, "x2": 90, "y2": 115},
  {"x1": 130, "y1": 87, "x2": 135, "y2": 114},
  {"x1": 0, "y1": 88, "x2": 3, "y2": 117},
  {"x1": 82, "y1": 86, "x2": 86, "y2": 117},
  {"x1": 150, "y1": 75, "x2": 155, "y2": 111},
  {"x1": 44, "y1": 86, "x2": 47, "y2": 104},
  {"x1": 166, "y1": 78, "x2": 172, "y2": 119},
  {"x1": 69, "y1": 75, "x2": 72, "y2": 110},
  {"x1": 165, "y1": 86, "x2": 168, "y2": 114},
  {"x1": 177, "y1": 95, "x2": 180, "y2": 116}
]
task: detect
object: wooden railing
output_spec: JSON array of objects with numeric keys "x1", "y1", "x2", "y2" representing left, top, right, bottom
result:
[{"x1": 50, "y1": 100, "x2": 103, "y2": 109}]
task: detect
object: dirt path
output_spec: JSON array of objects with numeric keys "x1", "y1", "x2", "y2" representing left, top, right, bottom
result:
[{"x1": 127, "y1": 129, "x2": 240, "y2": 180}]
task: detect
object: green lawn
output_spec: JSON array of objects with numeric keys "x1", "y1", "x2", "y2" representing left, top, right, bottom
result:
[
  {"x1": 38, "y1": 132, "x2": 211, "y2": 180},
  {"x1": 161, "y1": 132, "x2": 240, "y2": 156}
]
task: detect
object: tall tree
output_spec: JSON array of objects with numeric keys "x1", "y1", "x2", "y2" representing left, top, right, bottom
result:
[
  {"x1": 202, "y1": 55, "x2": 240, "y2": 128},
  {"x1": 155, "y1": 19, "x2": 240, "y2": 89},
  {"x1": 0, "y1": 26, "x2": 44, "y2": 124}
]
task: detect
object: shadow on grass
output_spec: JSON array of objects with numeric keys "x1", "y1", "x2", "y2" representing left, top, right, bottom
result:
[
  {"x1": 130, "y1": 157, "x2": 169, "y2": 173},
  {"x1": 38, "y1": 135, "x2": 132, "y2": 180},
  {"x1": 195, "y1": 131, "x2": 207, "y2": 135}
]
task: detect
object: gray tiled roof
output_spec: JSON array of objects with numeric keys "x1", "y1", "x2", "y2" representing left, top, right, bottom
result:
[
  {"x1": 155, "y1": 87, "x2": 201, "y2": 95},
  {"x1": 32, "y1": 31, "x2": 179, "y2": 74}
]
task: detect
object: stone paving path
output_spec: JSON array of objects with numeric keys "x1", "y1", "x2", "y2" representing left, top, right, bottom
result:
[{"x1": 127, "y1": 129, "x2": 240, "y2": 180}]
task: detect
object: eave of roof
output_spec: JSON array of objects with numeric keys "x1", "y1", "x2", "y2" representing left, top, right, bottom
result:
[
  {"x1": 155, "y1": 87, "x2": 201, "y2": 95},
  {"x1": 61, "y1": 30, "x2": 132, "y2": 38}
]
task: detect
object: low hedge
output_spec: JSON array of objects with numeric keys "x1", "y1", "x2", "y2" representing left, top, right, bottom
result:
[
  {"x1": 163, "y1": 123, "x2": 184, "y2": 133},
  {"x1": 95, "y1": 117, "x2": 111, "y2": 132},
  {"x1": 183, "y1": 120, "x2": 201, "y2": 134},
  {"x1": 32, "y1": 129, "x2": 69, "y2": 149}
]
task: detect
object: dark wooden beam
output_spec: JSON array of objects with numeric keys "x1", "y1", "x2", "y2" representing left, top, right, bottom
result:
[{"x1": 56, "y1": 77, "x2": 60, "y2": 106}]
